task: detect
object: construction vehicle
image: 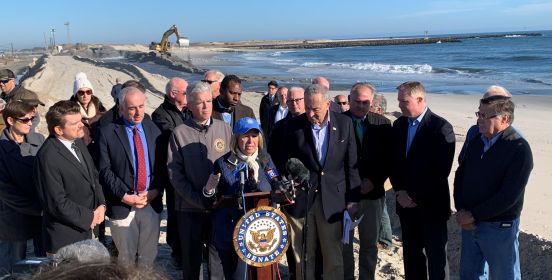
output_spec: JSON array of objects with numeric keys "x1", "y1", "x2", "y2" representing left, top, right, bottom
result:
[{"x1": 149, "y1": 24, "x2": 189, "y2": 54}]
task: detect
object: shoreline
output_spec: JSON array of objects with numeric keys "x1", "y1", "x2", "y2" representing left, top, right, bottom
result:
[{"x1": 192, "y1": 32, "x2": 542, "y2": 49}]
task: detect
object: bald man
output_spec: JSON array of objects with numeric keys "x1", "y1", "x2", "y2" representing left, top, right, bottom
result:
[{"x1": 312, "y1": 76, "x2": 330, "y2": 90}]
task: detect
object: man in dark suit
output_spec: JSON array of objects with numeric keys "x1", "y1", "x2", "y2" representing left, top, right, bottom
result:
[
  {"x1": 212, "y1": 75, "x2": 255, "y2": 129},
  {"x1": 34, "y1": 101, "x2": 106, "y2": 254},
  {"x1": 96, "y1": 87, "x2": 163, "y2": 266},
  {"x1": 151, "y1": 77, "x2": 190, "y2": 266},
  {"x1": 342, "y1": 82, "x2": 392, "y2": 280},
  {"x1": 266, "y1": 86, "x2": 288, "y2": 138},
  {"x1": 267, "y1": 86, "x2": 304, "y2": 279},
  {"x1": 285, "y1": 84, "x2": 361, "y2": 280},
  {"x1": 390, "y1": 81, "x2": 455, "y2": 280},
  {"x1": 259, "y1": 80, "x2": 279, "y2": 134}
]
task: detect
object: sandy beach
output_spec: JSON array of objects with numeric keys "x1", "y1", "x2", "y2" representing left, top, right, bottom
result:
[{"x1": 7, "y1": 47, "x2": 552, "y2": 279}]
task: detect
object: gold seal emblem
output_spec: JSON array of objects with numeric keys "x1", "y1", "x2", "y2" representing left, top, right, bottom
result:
[{"x1": 214, "y1": 138, "x2": 225, "y2": 152}]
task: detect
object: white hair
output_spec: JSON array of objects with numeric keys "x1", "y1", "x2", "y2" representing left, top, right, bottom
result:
[
  {"x1": 165, "y1": 77, "x2": 187, "y2": 95},
  {"x1": 187, "y1": 81, "x2": 212, "y2": 104},
  {"x1": 205, "y1": 70, "x2": 225, "y2": 82}
]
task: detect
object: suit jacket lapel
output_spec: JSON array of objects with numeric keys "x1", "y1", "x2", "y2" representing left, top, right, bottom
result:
[
  {"x1": 114, "y1": 123, "x2": 134, "y2": 170},
  {"x1": 53, "y1": 138, "x2": 92, "y2": 183}
]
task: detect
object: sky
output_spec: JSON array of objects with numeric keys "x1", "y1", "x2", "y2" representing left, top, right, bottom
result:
[{"x1": 1, "y1": 0, "x2": 551, "y2": 49}]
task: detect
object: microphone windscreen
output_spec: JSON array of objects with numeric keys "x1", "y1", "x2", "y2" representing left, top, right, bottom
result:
[{"x1": 285, "y1": 158, "x2": 310, "y2": 185}]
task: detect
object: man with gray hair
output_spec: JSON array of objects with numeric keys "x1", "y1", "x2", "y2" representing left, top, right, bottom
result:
[
  {"x1": 167, "y1": 81, "x2": 231, "y2": 279},
  {"x1": 97, "y1": 87, "x2": 163, "y2": 266},
  {"x1": 454, "y1": 95, "x2": 532, "y2": 279},
  {"x1": 152, "y1": 77, "x2": 191, "y2": 266},
  {"x1": 370, "y1": 94, "x2": 387, "y2": 115},
  {"x1": 203, "y1": 70, "x2": 225, "y2": 99},
  {"x1": 342, "y1": 82, "x2": 392, "y2": 280},
  {"x1": 285, "y1": 84, "x2": 361, "y2": 279},
  {"x1": 458, "y1": 85, "x2": 512, "y2": 163}
]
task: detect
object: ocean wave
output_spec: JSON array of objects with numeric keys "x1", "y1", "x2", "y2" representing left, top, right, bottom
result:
[
  {"x1": 432, "y1": 67, "x2": 493, "y2": 75},
  {"x1": 504, "y1": 35, "x2": 527, "y2": 38},
  {"x1": 510, "y1": 55, "x2": 546, "y2": 61},
  {"x1": 299, "y1": 61, "x2": 433, "y2": 74},
  {"x1": 522, "y1": 78, "x2": 552, "y2": 86},
  {"x1": 272, "y1": 59, "x2": 296, "y2": 65}
]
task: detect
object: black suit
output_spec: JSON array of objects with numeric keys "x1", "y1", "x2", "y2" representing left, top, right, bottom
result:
[
  {"x1": 212, "y1": 97, "x2": 256, "y2": 129},
  {"x1": 259, "y1": 94, "x2": 279, "y2": 134},
  {"x1": 34, "y1": 137, "x2": 105, "y2": 253},
  {"x1": 96, "y1": 117, "x2": 163, "y2": 220},
  {"x1": 343, "y1": 110, "x2": 393, "y2": 280},
  {"x1": 151, "y1": 97, "x2": 190, "y2": 262},
  {"x1": 390, "y1": 108, "x2": 455, "y2": 280},
  {"x1": 286, "y1": 111, "x2": 361, "y2": 279}
]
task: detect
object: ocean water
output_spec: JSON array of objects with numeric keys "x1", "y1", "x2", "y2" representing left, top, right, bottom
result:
[{"x1": 199, "y1": 31, "x2": 552, "y2": 95}]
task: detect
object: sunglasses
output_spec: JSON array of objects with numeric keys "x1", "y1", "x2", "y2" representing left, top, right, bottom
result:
[
  {"x1": 0, "y1": 79, "x2": 13, "y2": 84},
  {"x1": 475, "y1": 112, "x2": 498, "y2": 120},
  {"x1": 201, "y1": 79, "x2": 216, "y2": 84},
  {"x1": 15, "y1": 116, "x2": 35, "y2": 124},
  {"x1": 77, "y1": 90, "x2": 93, "y2": 96}
]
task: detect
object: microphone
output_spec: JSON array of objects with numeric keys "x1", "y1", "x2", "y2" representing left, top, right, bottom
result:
[
  {"x1": 264, "y1": 166, "x2": 294, "y2": 198},
  {"x1": 285, "y1": 158, "x2": 310, "y2": 185},
  {"x1": 264, "y1": 166, "x2": 294, "y2": 201}
]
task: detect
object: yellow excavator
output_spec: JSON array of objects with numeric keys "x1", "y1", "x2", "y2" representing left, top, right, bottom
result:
[{"x1": 149, "y1": 24, "x2": 189, "y2": 54}]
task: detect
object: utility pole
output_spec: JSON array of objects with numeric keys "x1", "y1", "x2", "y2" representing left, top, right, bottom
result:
[
  {"x1": 64, "y1": 22, "x2": 71, "y2": 46},
  {"x1": 51, "y1": 28, "x2": 56, "y2": 53}
]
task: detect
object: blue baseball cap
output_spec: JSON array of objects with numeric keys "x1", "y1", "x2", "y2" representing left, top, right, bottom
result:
[{"x1": 233, "y1": 117, "x2": 262, "y2": 135}]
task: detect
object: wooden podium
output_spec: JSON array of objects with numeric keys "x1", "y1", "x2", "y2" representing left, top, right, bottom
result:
[{"x1": 214, "y1": 190, "x2": 292, "y2": 280}]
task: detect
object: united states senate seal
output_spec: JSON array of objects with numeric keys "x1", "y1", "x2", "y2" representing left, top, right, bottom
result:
[{"x1": 233, "y1": 206, "x2": 290, "y2": 267}]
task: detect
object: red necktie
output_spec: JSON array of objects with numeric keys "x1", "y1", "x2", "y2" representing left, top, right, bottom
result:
[{"x1": 133, "y1": 126, "x2": 147, "y2": 193}]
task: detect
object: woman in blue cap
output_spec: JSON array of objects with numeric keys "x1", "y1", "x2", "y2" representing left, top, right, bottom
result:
[{"x1": 204, "y1": 117, "x2": 278, "y2": 279}]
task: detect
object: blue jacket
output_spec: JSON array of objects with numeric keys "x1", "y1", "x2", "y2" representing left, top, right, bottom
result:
[{"x1": 211, "y1": 151, "x2": 276, "y2": 251}]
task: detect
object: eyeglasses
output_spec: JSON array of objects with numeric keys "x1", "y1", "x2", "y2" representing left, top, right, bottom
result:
[
  {"x1": 287, "y1": 97, "x2": 304, "y2": 104},
  {"x1": 15, "y1": 116, "x2": 35, "y2": 124},
  {"x1": 475, "y1": 111, "x2": 498, "y2": 120},
  {"x1": 201, "y1": 79, "x2": 216, "y2": 84},
  {"x1": 337, "y1": 101, "x2": 349, "y2": 105},
  {"x1": 77, "y1": 90, "x2": 93, "y2": 96},
  {"x1": 0, "y1": 79, "x2": 13, "y2": 84},
  {"x1": 352, "y1": 100, "x2": 370, "y2": 105}
]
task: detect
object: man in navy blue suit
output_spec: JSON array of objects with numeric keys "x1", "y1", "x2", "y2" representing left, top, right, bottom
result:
[
  {"x1": 96, "y1": 87, "x2": 163, "y2": 266},
  {"x1": 390, "y1": 81, "x2": 455, "y2": 280}
]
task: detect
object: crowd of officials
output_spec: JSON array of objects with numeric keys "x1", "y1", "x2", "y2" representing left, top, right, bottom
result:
[{"x1": 0, "y1": 66, "x2": 533, "y2": 280}]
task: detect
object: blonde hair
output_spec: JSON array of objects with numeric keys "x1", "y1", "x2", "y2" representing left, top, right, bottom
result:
[{"x1": 230, "y1": 130, "x2": 264, "y2": 154}]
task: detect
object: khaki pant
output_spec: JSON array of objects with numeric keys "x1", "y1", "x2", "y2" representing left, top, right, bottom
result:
[
  {"x1": 109, "y1": 205, "x2": 160, "y2": 266},
  {"x1": 283, "y1": 210, "x2": 305, "y2": 280},
  {"x1": 305, "y1": 194, "x2": 343, "y2": 280}
]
